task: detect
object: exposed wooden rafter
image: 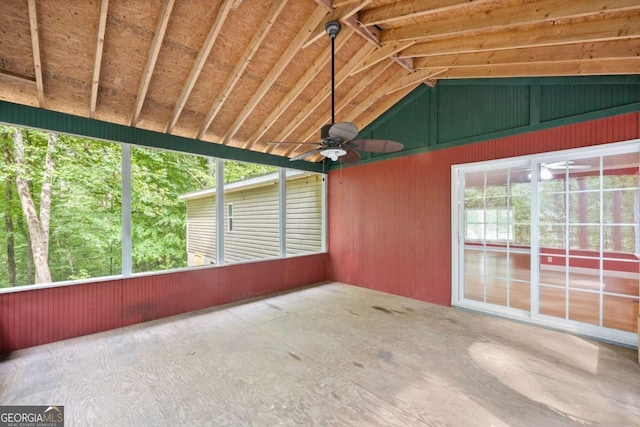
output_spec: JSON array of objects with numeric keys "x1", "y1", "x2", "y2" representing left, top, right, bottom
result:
[
  {"x1": 359, "y1": 0, "x2": 488, "y2": 26},
  {"x1": 313, "y1": 0, "x2": 414, "y2": 72},
  {"x1": 90, "y1": 0, "x2": 109, "y2": 119},
  {"x1": 220, "y1": 6, "x2": 328, "y2": 145},
  {"x1": 26, "y1": 0, "x2": 44, "y2": 107},
  {"x1": 165, "y1": 0, "x2": 234, "y2": 134},
  {"x1": 297, "y1": 60, "x2": 394, "y2": 145},
  {"x1": 270, "y1": 42, "x2": 377, "y2": 155},
  {"x1": 399, "y1": 14, "x2": 640, "y2": 57},
  {"x1": 303, "y1": 0, "x2": 372, "y2": 48},
  {"x1": 131, "y1": 0, "x2": 175, "y2": 126},
  {"x1": 243, "y1": 28, "x2": 353, "y2": 150},
  {"x1": 381, "y1": 1, "x2": 640, "y2": 44},
  {"x1": 197, "y1": 0, "x2": 288, "y2": 141}
]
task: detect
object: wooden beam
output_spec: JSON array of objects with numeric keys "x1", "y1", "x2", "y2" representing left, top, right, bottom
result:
[
  {"x1": 27, "y1": 0, "x2": 44, "y2": 107},
  {"x1": 359, "y1": 0, "x2": 488, "y2": 26},
  {"x1": 413, "y1": 39, "x2": 640, "y2": 69},
  {"x1": 313, "y1": 0, "x2": 414, "y2": 72},
  {"x1": 165, "y1": 0, "x2": 234, "y2": 133},
  {"x1": 90, "y1": 0, "x2": 109, "y2": 119},
  {"x1": 131, "y1": 0, "x2": 175, "y2": 126},
  {"x1": 197, "y1": 0, "x2": 288, "y2": 140},
  {"x1": 303, "y1": 0, "x2": 371, "y2": 49},
  {"x1": 297, "y1": 60, "x2": 394, "y2": 145},
  {"x1": 220, "y1": 6, "x2": 328, "y2": 145},
  {"x1": 0, "y1": 70, "x2": 36, "y2": 84},
  {"x1": 384, "y1": 68, "x2": 449, "y2": 95},
  {"x1": 417, "y1": 58, "x2": 640, "y2": 79},
  {"x1": 381, "y1": 0, "x2": 640, "y2": 44},
  {"x1": 340, "y1": 70, "x2": 412, "y2": 124},
  {"x1": 399, "y1": 14, "x2": 640, "y2": 57},
  {"x1": 243, "y1": 28, "x2": 353, "y2": 150},
  {"x1": 350, "y1": 40, "x2": 414, "y2": 75},
  {"x1": 267, "y1": 42, "x2": 377, "y2": 154}
]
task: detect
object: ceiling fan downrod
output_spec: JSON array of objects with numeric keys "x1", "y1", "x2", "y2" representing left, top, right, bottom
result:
[{"x1": 325, "y1": 20, "x2": 341, "y2": 125}]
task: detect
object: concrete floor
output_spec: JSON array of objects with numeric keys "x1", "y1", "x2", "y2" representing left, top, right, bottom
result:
[{"x1": 1, "y1": 282, "x2": 638, "y2": 426}]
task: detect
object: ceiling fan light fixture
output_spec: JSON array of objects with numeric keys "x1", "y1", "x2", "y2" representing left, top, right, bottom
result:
[{"x1": 321, "y1": 148, "x2": 346, "y2": 161}]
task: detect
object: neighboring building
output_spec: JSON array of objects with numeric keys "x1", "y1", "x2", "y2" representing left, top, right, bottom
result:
[{"x1": 179, "y1": 170, "x2": 323, "y2": 266}]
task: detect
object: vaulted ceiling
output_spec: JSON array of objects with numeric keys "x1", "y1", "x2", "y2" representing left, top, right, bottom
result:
[{"x1": 1, "y1": 0, "x2": 639, "y2": 162}]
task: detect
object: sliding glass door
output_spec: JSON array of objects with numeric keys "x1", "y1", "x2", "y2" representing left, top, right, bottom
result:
[{"x1": 453, "y1": 140, "x2": 639, "y2": 346}]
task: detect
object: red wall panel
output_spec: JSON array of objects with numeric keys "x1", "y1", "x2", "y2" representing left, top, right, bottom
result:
[
  {"x1": 0, "y1": 254, "x2": 328, "y2": 353},
  {"x1": 328, "y1": 113, "x2": 640, "y2": 306}
]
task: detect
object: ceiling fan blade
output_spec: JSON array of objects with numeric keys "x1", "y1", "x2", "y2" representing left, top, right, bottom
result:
[
  {"x1": 266, "y1": 141, "x2": 322, "y2": 146},
  {"x1": 340, "y1": 147, "x2": 361, "y2": 164},
  {"x1": 290, "y1": 148, "x2": 324, "y2": 161},
  {"x1": 350, "y1": 139, "x2": 404, "y2": 153},
  {"x1": 544, "y1": 160, "x2": 590, "y2": 170},
  {"x1": 328, "y1": 122, "x2": 358, "y2": 141}
]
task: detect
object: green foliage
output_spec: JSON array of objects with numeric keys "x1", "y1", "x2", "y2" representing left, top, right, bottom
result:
[{"x1": 0, "y1": 127, "x2": 275, "y2": 287}]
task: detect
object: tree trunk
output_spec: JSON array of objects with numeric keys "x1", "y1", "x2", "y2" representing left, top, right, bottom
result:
[
  {"x1": 12, "y1": 128, "x2": 54, "y2": 284},
  {"x1": 3, "y1": 140, "x2": 16, "y2": 286}
]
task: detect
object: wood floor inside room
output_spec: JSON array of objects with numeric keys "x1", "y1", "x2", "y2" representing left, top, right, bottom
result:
[{"x1": 1, "y1": 283, "x2": 639, "y2": 426}]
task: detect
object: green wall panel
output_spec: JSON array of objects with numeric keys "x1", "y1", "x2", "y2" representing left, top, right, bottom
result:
[
  {"x1": 345, "y1": 76, "x2": 640, "y2": 168},
  {"x1": 540, "y1": 83, "x2": 640, "y2": 122},
  {"x1": 437, "y1": 85, "x2": 530, "y2": 143},
  {"x1": 0, "y1": 101, "x2": 324, "y2": 173}
]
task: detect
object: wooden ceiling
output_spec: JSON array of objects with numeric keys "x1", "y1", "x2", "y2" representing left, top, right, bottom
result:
[{"x1": 1, "y1": 0, "x2": 639, "y2": 162}]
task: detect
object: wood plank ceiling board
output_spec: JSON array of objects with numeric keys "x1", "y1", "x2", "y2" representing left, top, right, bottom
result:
[
  {"x1": 165, "y1": 0, "x2": 234, "y2": 133},
  {"x1": 196, "y1": 0, "x2": 289, "y2": 141},
  {"x1": 0, "y1": 0, "x2": 638, "y2": 163},
  {"x1": 131, "y1": 0, "x2": 175, "y2": 126},
  {"x1": 0, "y1": 1, "x2": 38, "y2": 106},
  {"x1": 27, "y1": 0, "x2": 44, "y2": 107},
  {"x1": 90, "y1": 0, "x2": 109, "y2": 119}
]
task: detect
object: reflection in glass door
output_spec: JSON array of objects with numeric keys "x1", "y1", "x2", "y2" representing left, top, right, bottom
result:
[
  {"x1": 454, "y1": 140, "x2": 640, "y2": 346},
  {"x1": 462, "y1": 165, "x2": 531, "y2": 312},
  {"x1": 537, "y1": 151, "x2": 640, "y2": 333}
]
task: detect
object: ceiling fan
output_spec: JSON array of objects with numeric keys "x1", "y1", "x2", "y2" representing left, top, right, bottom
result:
[
  {"x1": 542, "y1": 160, "x2": 591, "y2": 170},
  {"x1": 268, "y1": 20, "x2": 404, "y2": 164}
]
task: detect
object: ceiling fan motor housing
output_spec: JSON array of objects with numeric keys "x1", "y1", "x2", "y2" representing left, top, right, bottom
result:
[{"x1": 325, "y1": 20, "x2": 341, "y2": 39}]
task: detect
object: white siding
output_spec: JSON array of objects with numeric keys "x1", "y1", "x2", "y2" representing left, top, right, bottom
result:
[
  {"x1": 185, "y1": 173, "x2": 323, "y2": 265},
  {"x1": 286, "y1": 175, "x2": 322, "y2": 254},
  {"x1": 224, "y1": 182, "x2": 280, "y2": 262},
  {"x1": 186, "y1": 196, "x2": 216, "y2": 264}
]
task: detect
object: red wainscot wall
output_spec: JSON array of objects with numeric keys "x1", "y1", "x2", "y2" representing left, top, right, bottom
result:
[
  {"x1": 328, "y1": 112, "x2": 640, "y2": 306},
  {"x1": 0, "y1": 253, "x2": 328, "y2": 353}
]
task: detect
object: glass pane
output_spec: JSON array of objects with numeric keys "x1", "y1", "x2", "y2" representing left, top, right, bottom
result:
[
  {"x1": 286, "y1": 171, "x2": 323, "y2": 255},
  {"x1": 568, "y1": 225, "x2": 600, "y2": 251},
  {"x1": 603, "y1": 189, "x2": 637, "y2": 224},
  {"x1": 464, "y1": 274, "x2": 484, "y2": 302},
  {"x1": 568, "y1": 191, "x2": 600, "y2": 224},
  {"x1": 602, "y1": 152, "x2": 639, "y2": 190},
  {"x1": 568, "y1": 266, "x2": 600, "y2": 291},
  {"x1": 564, "y1": 157, "x2": 600, "y2": 191},
  {"x1": 603, "y1": 225, "x2": 637, "y2": 253},
  {"x1": 603, "y1": 295, "x2": 639, "y2": 333},
  {"x1": 464, "y1": 249, "x2": 484, "y2": 275},
  {"x1": 485, "y1": 250, "x2": 507, "y2": 278},
  {"x1": 464, "y1": 171, "x2": 486, "y2": 197},
  {"x1": 486, "y1": 278, "x2": 508, "y2": 306},
  {"x1": 568, "y1": 290, "x2": 599, "y2": 326},
  {"x1": 223, "y1": 160, "x2": 279, "y2": 263},
  {"x1": 509, "y1": 252, "x2": 530, "y2": 280},
  {"x1": 132, "y1": 147, "x2": 215, "y2": 273},
  {"x1": 510, "y1": 280, "x2": 530, "y2": 311},
  {"x1": 539, "y1": 258, "x2": 566, "y2": 287},
  {"x1": 538, "y1": 173, "x2": 565, "y2": 193},
  {"x1": 539, "y1": 224, "x2": 566, "y2": 249},
  {"x1": 539, "y1": 285, "x2": 566, "y2": 318},
  {"x1": 513, "y1": 224, "x2": 531, "y2": 246},
  {"x1": 603, "y1": 263, "x2": 639, "y2": 296},
  {"x1": 539, "y1": 192, "x2": 565, "y2": 223}
]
